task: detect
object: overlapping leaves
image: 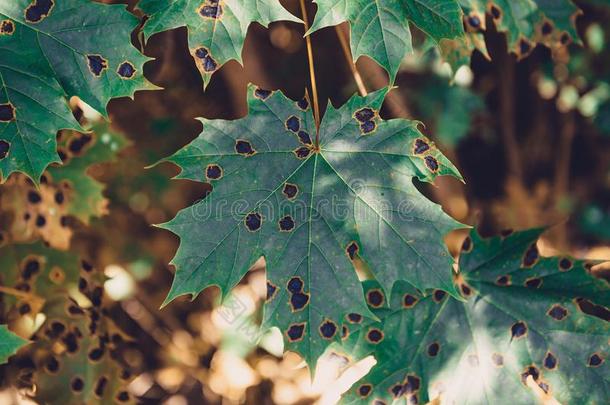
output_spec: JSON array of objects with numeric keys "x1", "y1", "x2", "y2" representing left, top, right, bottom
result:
[
  {"x1": 0, "y1": 325, "x2": 29, "y2": 364},
  {"x1": 160, "y1": 85, "x2": 465, "y2": 367},
  {"x1": 0, "y1": 0, "x2": 150, "y2": 181},
  {"x1": 138, "y1": 0, "x2": 301, "y2": 87},
  {"x1": 341, "y1": 229, "x2": 610, "y2": 404}
]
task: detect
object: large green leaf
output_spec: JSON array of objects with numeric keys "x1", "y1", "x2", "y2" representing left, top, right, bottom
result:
[
  {"x1": 0, "y1": 0, "x2": 151, "y2": 182},
  {"x1": 309, "y1": 0, "x2": 465, "y2": 83},
  {"x1": 0, "y1": 325, "x2": 29, "y2": 364},
  {"x1": 341, "y1": 228, "x2": 610, "y2": 404},
  {"x1": 160, "y1": 85, "x2": 465, "y2": 368},
  {"x1": 138, "y1": 0, "x2": 301, "y2": 87}
]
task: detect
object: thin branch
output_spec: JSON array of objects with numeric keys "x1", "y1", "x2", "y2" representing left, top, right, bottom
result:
[
  {"x1": 335, "y1": 25, "x2": 368, "y2": 97},
  {"x1": 299, "y1": 0, "x2": 321, "y2": 142}
]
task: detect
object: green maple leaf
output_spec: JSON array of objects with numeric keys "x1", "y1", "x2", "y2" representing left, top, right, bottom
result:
[
  {"x1": 341, "y1": 228, "x2": 610, "y2": 404},
  {"x1": 309, "y1": 0, "x2": 465, "y2": 83},
  {"x1": 0, "y1": 0, "x2": 151, "y2": 182},
  {"x1": 138, "y1": 0, "x2": 301, "y2": 87},
  {"x1": 48, "y1": 122, "x2": 128, "y2": 223},
  {"x1": 0, "y1": 325, "x2": 29, "y2": 364},
  {"x1": 159, "y1": 85, "x2": 465, "y2": 367}
]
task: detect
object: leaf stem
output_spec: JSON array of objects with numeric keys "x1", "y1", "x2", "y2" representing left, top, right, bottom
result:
[
  {"x1": 335, "y1": 25, "x2": 368, "y2": 97},
  {"x1": 299, "y1": 0, "x2": 321, "y2": 143}
]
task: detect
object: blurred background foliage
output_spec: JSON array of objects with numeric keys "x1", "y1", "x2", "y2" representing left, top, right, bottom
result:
[{"x1": 1, "y1": 0, "x2": 610, "y2": 404}]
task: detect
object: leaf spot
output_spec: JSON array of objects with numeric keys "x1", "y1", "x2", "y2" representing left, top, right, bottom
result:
[
  {"x1": 296, "y1": 98, "x2": 309, "y2": 110},
  {"x1": 116, "y1": 391, "x2": 130, "y2": 402},
  {"x1": 354, "y1": 107, "x2": 376, "y2": 122},
  {"x1": 286, "y1": 322, "x2": 306, "y2": 342},
  {"x1": 279, "y1": 215, "x2": 295, "y2": 232},
  {"x1": 71, "y1": 377, "x2": 84, "y2": 392},
  {"x1": 45, "y1": 355, "x2": 60, "y2": 373},
  {"x1": 511, "y1": 321, "x2": 527, "y2": 339},
  {"x1": 0, "y1": 20, "x2": 15, "y2": 35},
  {"x1": 87, "y1": 54, "x2": 108, "y2": 77},
  {"x1": 403, "y1": 293, "x2": 418, "y2": 308},
  {"x1": 547, "y1": 304, "x2": 568, "y2": 321},
  {"x1": 347, "y1": 313, "x2": 362, "y2": 323},
  {"x1": 544, "y1": 351, "x2": 557, "y2": 370},
  {"x1": 424, "y1": 155, "x2": 439, "y2": 172},
  {"x1": 235, "y1": 139, "x2": 256, "y2": 156},
  {"x1": 205, "y1": 164, "x2": 223, "y2": 180},
  {"x1": 461, "y1": 236, "x2": 473, "y2": 252},
  {"x1": 432, "y1": 289, "x2": 446, "y2": 303},
  {"x1": 541, "y1": 20, "x2": 553, "y2": 36},
  {"x1": 319, "y1": 319, "x2": 338, "y2": 339},
  {"x1": 297, "y1": 131, "x2": 312, "y2": 145},
  {"x1": 282, "y1": 183, "x2": 298, "y2": 200},
  {"x1": 366, "y1": 288, "x2": 385, "y2": 308},
  {"x1": 521, "y1": 243, "x2": 539, "y2": 268},
  {"x1": 287, "y1": 276, "x2": 304, "y2": 294},
  {"x1": 290, "y1": 292, "x2": 309, "y2": 312},
  {"x1": 341, "y1": 325, "x2": 349, "y2": 340},
  {"x1": 194, "y1": 47, "x2": 218, "y2": 72},
  {"x1": 198, "y1": 1, "x2": 223, "y2": 19},
  {"x1": 0, "y1": 103, "x2": 15, "y2": 122},
  {"x1": 520, "y1": 365, "x2": 540, "y2": 384},
  {"x1": 285, "y1": 115, "x2": 300, "y2": 132},
  {"x1": 489, "y1": 3, "x2": 502, "y2": 20},
  {"x1": 0, "y1": 140, "x2": 10, "y2": 159},
  {"x1": 588, "y1": 353, "x2": 604, "y2": 367},
  {"x1": 357, "y1": 384, "x2": 372, "y2": 398},
  {"x1": 524, "y1": 277, "x2": 542, "y2": 288},
  {"x1": 293, "y1": 146, "x2": 311, "y2": 159},
  {"x1": 492, "y1": 352, "x2": 504, "y2": 367},
  {"x1": 254, "y1": 87, "x2": 272, "y2": 100},
  {"x1": 559, "y1": 257, "x2": 573, "y2": 271},
  {"x1": 427, "y1": 342, "x2": 440, "y2": 357},
  {"x1": 460, "y1": 283, "x2": 472, "y2": 297},
  {"x1": 366, "y1": 328, "x2": 384, "y2": 344},
  {"x1": 94, "y1": 376, "x2": 108, "y2": 398},
  {"x1": 496, "y1": 275, "x2": 511, "y2": 286},
  {"x1": 346, "y1": 241, "x2": 359, "y2": 260},
  {"x1": 25, "y1": 0, "x2": 54, "y2": 23},
  {"x1": 244, "y1": 212, "x2": 262, "y2": 232},
  {"x1": 117, "y1": 61, "x2": 136, "y2": 79},
  {"x1": 360, "y1": 120, "x2": 376, "y2": 134}
]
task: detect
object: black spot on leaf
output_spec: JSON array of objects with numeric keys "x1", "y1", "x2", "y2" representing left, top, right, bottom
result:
[
  {"x1": 290, "y1": 292, "x2": 309, "y2": 311},
  {"x1": 427, "y1": 342, "x2": 440, "y2": 357},
  {"x1": 519, "y1": 38, "x2": 532, "y2": 55},
  {"x1": 511, "y1": 321, "x2": 527, "y2": 339},
  {"x1": 360, "y1": 120, "x2": 376, "y2": 134},
  {"x1": 286, "y1": 323, "x2": 305, "y2": 342},
  {"x1": 117, "y1": 61, "x2": 136, "y2": 78},
  {"x1": 71, "y1": 377, "x2": 84, "y2": 392},
  {"x1": 489, "y1": 4, "x2": 502, "y2": 20},
  {"x1": 346, "y1": 241, "x2": 359, "y2": 260},
  {"x1": 403, "y1": 294, "x2": 418, "y2": 308},
  {"x1": 544, "y1": 352, "x2": 557, "y2": 369},
  {"x1": 366, "y1": 289, "x2": 385, "y2": 308},
  {"x1": 496, "y1": 275, "x2": 510, "y2": 286},
  {"x1": 0, "y1": 140, "x2": 9, "y2": 159},
  {"x1": 25, "y1": 0, "x2": 54, "y2": 23},
  {"x1": 588, "y1": 353, "x2": 604, "y2": 367},
  {"x1": 206, "y1": 164, "x2": 223, "y2": 180},
  {"x1": 199, "y1": 3, "x2": 223, "y2": 19},
  {"x1": 413, "y1": 138, "x2": 431, "y2": 155},
  {"x1": 94, "y1": 376, "x2": 108, "y2": 398},
  {"x1": 45, "y1": 356, "x2": 60, "y2": 373},
  {"x1": 319, "y1": 319, "x2": 338, "y2": 339},
  {"x1": 460, "y1": 283, "x2": 472, "y2": 297},
  {"x1": 116, "y1": 391, "x2": 130, "y2": 402},
  {"x1": 357, "y1": 384, "x2": 372, "y2": 398},
  {"x1": 87, "y1": 54, "x2": 108, "y2": 77},
  {"x1": 287, "y1": 276, "x2": 303, "y2": 294},
  {"x1": 36, "y1": 214, "x2": 46, "y2": 227},
  {"x1": 404, "y1": 374, "x2": 420, "y2": 393},
  {"x1": 433, "y1": 290, "x2": 446, "y2": 303},
  {"x1": 81, "y1": 260, "x2": 93, "y2": 272},
  {"x1": 55, "y1": 191, "x2": 64, "y2": 204},
  {"x1": 390, "y1": 383, "x2": 405, "y2": 398},
  {"x1": 541, "y1": 21, "x2": 553, "y2": 35},
  {"x1": 293, "y1": 146, "x2": 311, "y2": 159},
  {"x1": 466, "y1": 14, "x2": 481, "y2": 29},
  {"x1": 0, "y1": 103, "x2": 15, "y2": 122},
  {"x1": 285, "y1": 116, "x2": 300, "y2": 132},
  {"x1": 235, "y1": 139, "x2": 256, "y2": 155},
  {"x1": 254, "y1": 87, "x2": 272, "y2": 100},
  {"x1": 560, "y1": 32, "x2": 571, "y2": 45},
  {"x1": 347, "y1": 313, "x2": 362, "y2": 323},
  {"x1": 354, "y1": 108, "x2": 375, "y2": 122},
  {"x1": 297, "y1": 131, "x2": 312, "y2": 145},
  {"x1": 194, "y1": 47, "x2": 218, "y2": 72},
  {"x1": 547, "y1": 304, "x2": 568, "y2": 321},
  {"x1": 559, "y1": 258, "x2": 573, "y2": 271},
  {"x1": 492, "y1": 353, "x2": 504, "y2": 367},
  {"x1": 424, "y1": 156, "x2": 439, "y2": 172},
  {"x1": 366, "y1": 328, "x2": 384, "y2": 344},
  {"x1": 22, "y1": 257, "x2": 41, "y2": 280},
  {"x1": 461, "y1": 236, "x2": 473, "y2": 252},
  {"x1": 341, "y1": 325, "x2": 349, "y2": 339},
  {"x1": 521, "y1": 365, "x2": 540, "y2": 384},
  {"x1": 282, "y1": 183, "x2": 298, "y2": 200},
  {"x1": 297, "y1": 98, "x2": 309, "y2": 110},
  {"x1": 0, "y1": 20, "x2": 15, "y2": 35},
  {"x1": 19, "y1": 303, "x2": 31, "y2": 315},
  {"x1": 525, "y1": 277, "x2": 542, "y2": 288},
  {"x1": 279, "y1": 215, "x2": 295, "y2": 232},
  {"x1": 88, "y1": 347, "x2": 104, "y2": 361},
  {"x1": 244, "y1": 212, "x2": 262, "y2": 232},
  {"x1": 522, "y1": 243, "x2": 539, "y2": 268}
]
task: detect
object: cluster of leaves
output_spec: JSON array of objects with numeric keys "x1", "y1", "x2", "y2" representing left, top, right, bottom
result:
[{"x1": 0, "y1": 0, "x2": 609, "y2": 404}]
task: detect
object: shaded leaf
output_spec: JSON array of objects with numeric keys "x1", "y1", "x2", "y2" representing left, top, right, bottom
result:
[
  {"x1": 310, "y1": 0, "x2": 465, "y2": 82},
  {"x1": 0, "y1": 0, "x2": 151, "y2": 181},
  {"x1": 342, "y1": 228, "x2": 610, "y2": 404},
  {"x1": 139, "y1": 0, "x2": 301, "y2": 87},
  {"x1": 160, "y1": 85, "x2": 465, "y2": 368}
]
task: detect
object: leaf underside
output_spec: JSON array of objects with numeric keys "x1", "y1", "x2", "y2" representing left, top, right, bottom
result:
[
  {"x1": 138, "y1": 0, "x2": 301, "y2": 87},
  {"x1": 161, "y1": 85, "x2": 465, "y2": 368},
  {"x1": 0, "y1": 0, "x2": 150, "y2": 182},
  {"x1": 341, "y1": 228, "x2": 610, "y2": 405}
]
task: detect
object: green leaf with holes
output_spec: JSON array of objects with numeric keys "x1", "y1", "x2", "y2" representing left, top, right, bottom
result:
[
  {"x1": 309, "y1": 0, "x2": 465, "y2": 83},
  {"x1": 452, "y1": 0, "x2": 580, "y2": 65},
  {"x1": 0, "y1": 325, "x2": 29, "y2": 364},
  {"x1": 159, "y1": 85, "x2": 465, "y2": 368},
  {"x1": 138, "y1": 0, "x2": 301, "y2": 87},
  {"x1": 0, "y1": 0, "x2": 151, "y2": 182},
  {"x1": 48, "y1": 122, "x2": 128, "y2": 223},
  {"x1": 341, "y1": 228, "x2": 610, "y2": 404}
]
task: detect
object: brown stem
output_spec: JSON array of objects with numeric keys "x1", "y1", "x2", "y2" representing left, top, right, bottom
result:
[
  {"x1": 335, "y1": 25, "x2": 368, "y2": 97},
  {"x1": 299, "y1": 0, "x2": 321, "y2": 142}
]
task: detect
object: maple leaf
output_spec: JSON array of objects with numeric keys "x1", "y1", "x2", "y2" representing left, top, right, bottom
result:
[
  {"x1": 159, "y1": 85, "x2": 465, "y2": 367},
  {"x1": 341, "y1": 228, "x2": 610, "y2": 404},
  {"x1": 138, "y1": 0, "x2": 301, "y2": 87},
  {"x1": 0, "y1": 0, "x2": 151, "y2": 182},
  {"x1": 309, "y1": 0, "x2": 465, "y2": 83}
]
